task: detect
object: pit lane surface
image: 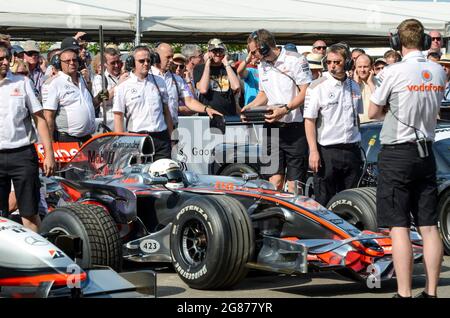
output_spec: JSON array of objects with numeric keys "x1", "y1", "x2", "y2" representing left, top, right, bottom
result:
[{"x1": 127, "y1": 256, "x2": 450, "y2": 298}]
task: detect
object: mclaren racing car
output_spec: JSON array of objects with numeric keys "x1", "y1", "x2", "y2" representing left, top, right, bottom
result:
[{"x1": 37, "y1": 133, "x2": 423, "y2": 290}]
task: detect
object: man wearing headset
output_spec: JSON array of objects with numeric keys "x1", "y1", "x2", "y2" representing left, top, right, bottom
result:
[
  {"x1": 241, "y1": 29, "x2": 312, "y2": 192},
  {"x1": 113, "y1": 46, "x2": 173, "y2": 161},
  {"x1": 44, "y1": 37, "x2": 103, "y2": 143},
  {"x1": 303, "y1": 43, "x2": 363, "y2": 207},
  {"x1": 369, "y1": 19, "x2": 446, "y2": 298}
]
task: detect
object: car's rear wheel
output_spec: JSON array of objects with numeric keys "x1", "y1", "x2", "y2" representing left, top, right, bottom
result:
[
  {"x1": 40, "y1": 203, "x2": 122, "y2": 271},
  {"x1": 170, "y1": 195, "x2": 253, "y2": 289},
  {"x1": 327, "y1": 187, "x2": 378, "y2": 231},
  {"x1": 438, "y1": 190, "x2": 450, "y2": 255},
  {"x1": 220, "y1": 164, "x2": 258, "y2": 178}
]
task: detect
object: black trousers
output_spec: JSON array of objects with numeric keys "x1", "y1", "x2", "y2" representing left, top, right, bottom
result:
[
  {"x1": 0, "y1": 145, "x2": 40, "y2": 218},
  {"x1": 314, "y1": 143, "x2": 362, "y2": 206},
  {"x1": 376, "y1": 142, "x2": 437, "y2": 228},
  {"x1": 262, "y1": 122, "x2": 308, "y2": 182}
]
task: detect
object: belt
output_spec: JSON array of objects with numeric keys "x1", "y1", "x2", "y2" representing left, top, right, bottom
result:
[
  {"x1": 322, "y1": 142, "x2": 359, "y2": 150},
  {"x1": 0, "y1": 144, "x2": 33, "y2": 153},
  {"x1": 130, "y1": 130, "x2": 167, "y2": 135},
  {"x1": 382, "y1": 141, "x2": 432, "y2": 149}
]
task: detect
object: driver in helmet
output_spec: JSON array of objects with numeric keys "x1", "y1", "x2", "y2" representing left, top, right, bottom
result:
[{"x1": 148, "y1": 159, "x2": 185, "y2": 190}]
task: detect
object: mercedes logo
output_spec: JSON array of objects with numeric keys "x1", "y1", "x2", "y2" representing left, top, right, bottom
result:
[{"x1": 25, "y1": 236, "x2": 49, "y2": 246}]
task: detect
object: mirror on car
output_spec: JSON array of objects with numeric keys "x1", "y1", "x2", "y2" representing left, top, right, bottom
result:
[
  {"x1": 144, "y1": 176, "x2": 168, "y2": 186},
  {"x1": 242, "y1": 173, "x2": 259, "y2": 182}
]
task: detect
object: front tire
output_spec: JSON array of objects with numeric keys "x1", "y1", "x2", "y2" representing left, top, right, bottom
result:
[
  {"x1": 170, "y1": 195, "x2": 253, "y2": 289},
  {"x1": 327, "y1": 187, "x2": 378, "y2": 231},
  {"x1": 40, "y1": 203, "x2": 122, "y2": 271},
  {"x1": 220, "y1": 164, "x2": 258, "y2": 178},
  {"x1": 438, "y1": 190, "x2": 450, "y2": 255}
]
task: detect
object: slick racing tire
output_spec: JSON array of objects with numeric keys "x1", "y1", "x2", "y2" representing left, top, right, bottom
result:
[
  {"x1": 40, "y1": 203, "x2": 122, "y2": 272},
  {"x1": 220, "y1": 163, "x2": 258, "y2": 178},
  {"x1": 170, "y1": 195, "x2": 253, "y2": 290},
  {"x1": 327, "y1": 187, "x2": 378, "y2": 231},
  {"x1": 438, "y1": 190, "x2": 450, "y2": 255}
]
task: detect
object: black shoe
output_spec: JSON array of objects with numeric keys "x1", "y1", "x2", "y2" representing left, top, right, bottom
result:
[
  {"x1": 393, "y1": 293, "x2": 412, "y2": 298},
  {"x1": 415, "y1": 291, "x2": 437, "y2": 298}
]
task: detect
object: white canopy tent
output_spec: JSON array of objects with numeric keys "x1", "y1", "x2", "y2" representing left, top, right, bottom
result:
[{"x1": 1, "y1": 0, "x2": 449, "y2": 46}]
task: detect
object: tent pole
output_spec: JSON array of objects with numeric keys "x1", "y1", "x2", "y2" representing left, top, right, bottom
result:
[{"x1": 135, "y1": 0, "x2": 141, "y2": 46}]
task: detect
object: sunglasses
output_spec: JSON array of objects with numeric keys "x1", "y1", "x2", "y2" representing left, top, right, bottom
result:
[
  {"x1": 137, "y1": 58, "x2": 151, "y2": 64},
  {"x1": 0, "y1": 56, "x2": 10, "y2": 63},
  {"x1": 211, "y1": 49, "x2": 225, "y2": 55},
  {"x1": 314, "y1": 46, "x2": 327, "y2": 50},
  {"x1": 431, "y1": 37, "x2": 441, "y2": 41},
  {"x1": 25, "y1": 51, "x2": 39, "y2": 57},
  {"x1": 174, "y1": 64, "x2": 185, "y2": 70},
  {"x1": 326, "y1": 60, "x2": 342, "y2": 65},
  {"x1": 15, "y1": 71, "x2": 29, "y2": 76},
  {"x1": 61, "y1": 58, "x2": 78, "y2": 64}
]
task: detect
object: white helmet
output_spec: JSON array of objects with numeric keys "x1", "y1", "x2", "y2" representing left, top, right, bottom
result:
[{"x1": 148, "y1": 159, "x2": 184, "y2": 189}]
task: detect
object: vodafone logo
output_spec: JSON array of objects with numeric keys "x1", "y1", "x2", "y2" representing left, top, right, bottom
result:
[{"x1": 422, "y1": 70, "x2": 433, "y2": 82}]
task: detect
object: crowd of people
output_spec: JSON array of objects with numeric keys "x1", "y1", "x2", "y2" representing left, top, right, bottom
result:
[{"x1": 0, "y1": 18, "x2": 448, "y2": 297}]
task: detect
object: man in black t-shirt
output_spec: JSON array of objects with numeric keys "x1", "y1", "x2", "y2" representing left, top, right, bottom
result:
[{"x1": 193, "y1": 38, "x2": 241, "y2": 116}]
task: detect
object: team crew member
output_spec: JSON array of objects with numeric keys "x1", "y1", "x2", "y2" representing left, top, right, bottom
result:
[
  {"x1": 242, "y1": 29, "x2": 312, "y2": 192},
  {"x1": 113, "y1": 46, "x2": 173, "y2": 160},
  {"x1": 44, "y1": 38, "x2": 102, "y2": 143},
  {"x1": 0, "y1": 45, "x2": 55, "y2": 232},
  {"x1": 304, "y1": 44, "x2": 363, "y2": 206},
  {"x1": 369, "y1": 19, "x2": 446, "y2": 298},
  {"x1": 151, "y1": 43, "x2": 222, "y2": 128}
]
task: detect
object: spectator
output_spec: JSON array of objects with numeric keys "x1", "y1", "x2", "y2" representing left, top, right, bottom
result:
[
  {"x1": 438, "y1": 54, "x2": 450, "y2": 102},
  {"x1": 242, "y1": 29, "x2": 312, "y2": 192},
  {"x1": 304, "y1": 43, "x2": 363, "y2": 206},
  {"x1": 373, "y1": 57, "x2": 387, "y2": 76},
  {"x1": 354, "y1": 54, "x2": 376, "y2": 123},
  {"x1": 351, "y1": 48, "x2": 365, "y2": 63},
  {"x1": 113, "y1": 46, "x2": 173, "y2": 161},
  {"x1": 306, "y1": 53, "x2": 324, "y2": 80},
  {"x1": 171, "y1": 53, "x2": 187, "y2": 77},
  {"x1": 10, "y1": 45, "x2": 24, "y2": 71},
  {"x1": 181, "y1": 44, "x2": 203, "y2": 97},
  {"x1": 428, "y1": 30, "x2": 443, "y2": 56},
  {"x1": 93, "y1": 47, "x2": 125, "y2": 129},
  {"x1": 311, "y1": 40, "x2": 327, "y2": 55},
  {"x1": 194, "y1": 38, "x2": 241, "y2": 116},
  {"x1": 427, "y1": 51, "x2": 441, "y2": 63},
  {"x1": 11, "y1": 59, "x2": 29, "y2": 76},
  {"x1": 0, "y1": 44, "x2": 55, "y2": 232},
  {"x1": 22, "y1": 40, "x2": 45, "y2": 98},
  {"x1": 237, "y1": 48, "x2": 260, "y2": 105},
  {"x1": 384, "y1": 49, "x2": 402, "y2": 64},
  {"x1": 369, "y1": 19, "x2": 446, "y2": 298},
  {"x1": 284, "y1": 43, "x2": 298, "y2": 53}
]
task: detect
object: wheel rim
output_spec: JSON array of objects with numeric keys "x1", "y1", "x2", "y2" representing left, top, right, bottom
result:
[
  {"x1": 440, "y1": 200, "x2": 450, "y2": 250},
  {"x1": 180, "y1": 219, "x2": 208, "y2": 266},
  {"x1": 334, "y1": 210, "x2": 364, "y2": 230},
  {"x1": 49, "y1": 227, "x2": 71, "y2": 236}
]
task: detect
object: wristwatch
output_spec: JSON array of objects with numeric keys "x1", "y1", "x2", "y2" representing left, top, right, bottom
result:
[{"x1": 282, "y1": 105, "x2": 292, "y2": 114}]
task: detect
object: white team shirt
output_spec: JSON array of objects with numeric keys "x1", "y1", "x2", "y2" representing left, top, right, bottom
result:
[
  {"x1": 93, "y1": 70, "x2": 120, "y2": 129},
  {"x1": 304, "y1": 72, "x2": 363, "y2": 146},
  {"x1": 112, "y1": 72, "x2": 169, "y2": 133},
  {"x1": 150, "y1": 67, "x2": 191, "y2": 124},
  {"x1": 0, "y1": 72, "x2": 42, "y2": 149},
  {"x1": 370, "y1": 51, "x2": 446, "y2": 144},
  {"x1": 258, "y1": 48, "x2": 312, "y2": 123},
  {"x1": 43, "y1": 71, "x2": 96, "y2": 137}
]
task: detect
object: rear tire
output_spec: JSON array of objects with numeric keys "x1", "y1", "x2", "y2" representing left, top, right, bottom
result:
[
  {"x1": 220, "y1": 164, "x2": 258, "y2": 178},
  {"x1": 438, "y1": 190, "x2": 450, "y2": 255},
  {"x1": 170, "y1": 195, "x2": 253, "y2": 289},
  {"x1": 327, "y1": 187, "x2": 378, "y2": 231},
  {"x1": 40, "y1": 203, "x2": 122, "y2": 271}
]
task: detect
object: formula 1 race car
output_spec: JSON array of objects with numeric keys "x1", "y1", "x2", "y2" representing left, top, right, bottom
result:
[
  {"x1": 37, "y1": 133, "x2": 423, "y2": 290},
  {"x1": 0, "y1": 217, "x2": 156, "y2": 298}
]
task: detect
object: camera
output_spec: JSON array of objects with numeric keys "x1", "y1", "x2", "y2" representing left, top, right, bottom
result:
[{"x1": 416, "y1": 137, "x2": 429, "y2": 158}]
